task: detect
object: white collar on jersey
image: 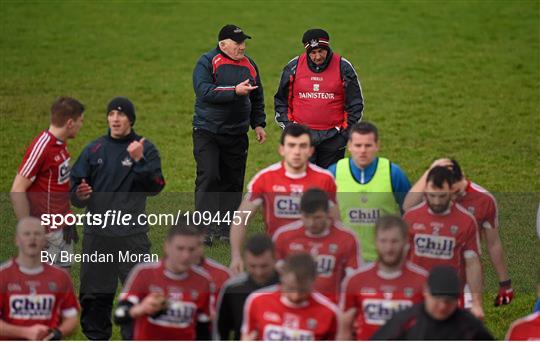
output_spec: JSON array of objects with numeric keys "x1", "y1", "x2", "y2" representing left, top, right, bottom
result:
[
  {"x1": 376, "y1": 267, "x2": 403, "y2": 280},
  {"x1": 19, "y1": 264, "x2": 44, "y2": 275},
  {"x1": 284, "y1": 170, "x2": 307, "y2": 179}
]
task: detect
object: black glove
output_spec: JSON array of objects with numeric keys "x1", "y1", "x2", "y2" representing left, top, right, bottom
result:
[
  {"x1": 44, "y1": 328, "x2": 62, "y2": 340},
  {"x1": 62, "y1": 225, "x2": 79, "y2": 244}
]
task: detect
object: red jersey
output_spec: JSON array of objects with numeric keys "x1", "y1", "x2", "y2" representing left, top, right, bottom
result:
[
  {"x1": 0, "y1": 259, "x2": 79, "y2": 339},
  {"x1": 119, "y1": 261, "x2": 213, "y2": 340},
  {"x1": 17, "y1": 130, "x2": 72, "y2": 230},
  {"x1": 290, "y1": 53, "x2": 346, "y2": 130},
  {"x1": 246, "y1": 161, "x2": 337, "y2": 236},
  {"x1": 457, "y1": 181, "x2": 498, "y2": 231},
  {"x1": 340, "y1": 262, "x2": 427, "y2": 339},
  {"x1": 404, "y1": 201, "x2": 480, "y2": 283},
  {"x1": 505, "y1": 311, "x2": 540, "y2": 340},
  {"x1": 242, "y1": 285, "x2": 339, "y2": 340},
  {"x1": 273, "y1": 220, "x2": 361, "y2": 303},
  {"x1": 199, "y1": 257, "x2": 232, "y2": 307}
]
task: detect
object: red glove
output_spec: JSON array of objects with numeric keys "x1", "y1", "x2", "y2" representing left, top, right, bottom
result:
[{"x1": 494, "y1": 279, "x2": 513, "y2": 306}]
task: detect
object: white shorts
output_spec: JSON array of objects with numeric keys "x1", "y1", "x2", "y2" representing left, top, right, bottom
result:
[{"x1": 45, "y1": 230, "x2": 74, "y2": 267}]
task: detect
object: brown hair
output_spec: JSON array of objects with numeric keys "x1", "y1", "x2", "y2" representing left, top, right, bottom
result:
[
  {"x1": 50, "y1": 97, "x2": 85, "y2": 127},
  {"x1": 375, "y1": 215, "x2": 408, "y2": 239},
  {"x1": 282, "y1": 252, "x2": 317, "y2": 281}
]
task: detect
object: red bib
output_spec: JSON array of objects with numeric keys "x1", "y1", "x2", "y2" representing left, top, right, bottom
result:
[{"x1": 289, "y1": 53, "x2": 346, "y2": 130}]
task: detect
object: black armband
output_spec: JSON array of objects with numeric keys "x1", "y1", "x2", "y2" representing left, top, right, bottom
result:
[
  {"x1": 46, "y1": 328, "x2": 62, "y2": 340},
  {"x1": 113, "y1": 300, "x2": 135, "y2": 325}
]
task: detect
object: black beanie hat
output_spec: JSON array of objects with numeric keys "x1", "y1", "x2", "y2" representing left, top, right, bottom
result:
[
  {"x1": 107, "y1": 97, "x2": 135, "y2": 126},
  {"x1": 302, "y1": 28, "x2": 330, "y2": 53}
]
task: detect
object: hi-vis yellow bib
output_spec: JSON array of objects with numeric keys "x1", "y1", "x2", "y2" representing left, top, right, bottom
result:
[{"x1": 336, "y1": 157, "x2": 400, "y2": 261}]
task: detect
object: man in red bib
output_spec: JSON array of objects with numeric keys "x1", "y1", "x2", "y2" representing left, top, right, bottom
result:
[{"x1": 275, "y1": 28, "x2": 364, "y2": 168}]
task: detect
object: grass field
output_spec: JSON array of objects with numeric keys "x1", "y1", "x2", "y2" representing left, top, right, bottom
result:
[{"x1": 1, "y1": 0, "x2": 539, "y2": 340}]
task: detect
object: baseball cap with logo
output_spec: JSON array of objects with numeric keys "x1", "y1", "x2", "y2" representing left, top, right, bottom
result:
[
  {"x1": 107, "y1": 96, "x2": 136, "y2": 126},
  {"x1": 218, "y1": 24, "x2": 251, "y2": 43},
  {"x1": 427, "y1": 265, "x2": 461, "y2": 299}
]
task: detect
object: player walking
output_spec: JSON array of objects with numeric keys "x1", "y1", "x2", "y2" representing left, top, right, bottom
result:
[
  {"x1": 273, "y1": 188, "x2": 361, "y2": 303},
  {"x1": 403, "y1": 166, "x2": 484, "y2": 319},
  {"x1": 340, "y1": 215, "x2": 427, "y2": 339},
  {"x1": 404, "y1": 158, "x2": 513, "y2": 307},
  {"x1": 10, "y1": 97, "x2": 85, "y2": 269},
  {"x1": 241, "y1": 253, "x2": 340, "y2": 340},
  {"x1": 114, "y1": 224, "x2": 213, "y2": 340},
  {"x1": 0, "y1": 217, "x2": 79, "y2": 340},
  {"x1": 230, "y1": 124, "x2": 338, "y2": 274}
]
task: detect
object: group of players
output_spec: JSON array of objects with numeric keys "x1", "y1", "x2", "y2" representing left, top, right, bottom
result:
[{"x1": 1, "y1": 97, "x2": 538, "y2": 340}]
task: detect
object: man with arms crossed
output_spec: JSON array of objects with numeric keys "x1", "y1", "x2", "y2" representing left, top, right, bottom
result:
[
  {"x1": 241, "y1": 253, "x2": 340, "y2": 340},
  {"x1": 230, "y1": 124, "x2": 338, "y2": 274},
  {"x1": 114, "y1": 224, "x2": 213, "y2": 340},
  {"x1": 404, "y1": 158, "x2": 513, "y2": 307},
  {"x1": 340, "y1": 215, "x2": 427, "y2": 340},
  {"x1": 0, "y1": 217, "x2": 79, "y2": 340},
  {"x1": 403, "y1": 166, "x2": 484, "y2": 319},
  {"x1": 215, "y1": 234, "x2": 280, "y2": 340},
  {"x1": 273, "y1": 188, "x2": 361, "y2": 303},
  {"x1": 11, "y1": 97, "x2": 85, "y2": 269}
]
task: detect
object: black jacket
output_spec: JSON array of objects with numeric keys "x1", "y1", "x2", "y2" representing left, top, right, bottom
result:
[
  {"x1": 192, "y1": 46, "x2": 266, "y2": 135},
  {"x1": 371, "y1": 303, "x2": 494, "y2": 340},
  {"x1": 70, "y1": 130, "x2": 165, "y2": 236},
  {"x1": 215, "y1": 271, "x2": 280, "y2": 340},
  {"x1": 274, "y1": 50, "x2": 364, "y2": 144}
]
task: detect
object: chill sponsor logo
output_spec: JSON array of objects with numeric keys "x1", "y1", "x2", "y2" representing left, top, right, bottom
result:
[
  {"x1": 274, "y1": 196, "x2": 301, "y2": 218},
  {"x1": 263, "y1": 324, "x2": 315, "y2": 341},
  {"x1": 347, "y1": 208, "x2": 381, "y2": 224},
  {"x1": 9, "y1": 294, "x2": 55, "y2": 319},
  {"x1": 413, "y1": 234, "x2": 455, "y2": 259},
  {"x1": 315, "y1": 254, "x2": 336, "y2": 277},
  {"x1": 57, "y1": 158, "x2": 70, "y2": 184},
  {"x1": 362, "y1": 299, "x2": 413, "y2": 325},
  {"x1": 297, "y1": 92, "x2": 335, "y2": 100},
  {"x1": 149, "y1": 300, "x2": 197, "y2": 328}
]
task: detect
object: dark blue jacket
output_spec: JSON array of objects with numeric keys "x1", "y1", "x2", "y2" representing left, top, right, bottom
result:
[
  {"x1": 192, "y1": 47, "x2": 266, "y2": 135},
  {"x1": 70, "y1": 130, "x2": 165, "y2": 236}
]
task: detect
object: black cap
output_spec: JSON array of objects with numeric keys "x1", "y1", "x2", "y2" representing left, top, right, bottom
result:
[
  {"x1": 302, "y1": 28, "x2": 330, "y2": 52},
  {"x1": 107, "y1": 97, "x2": 135, "y2": 126},
  {"x1": 427, "y1": 265, "x2": 461, "y2": 298},
  {"x1": 218, "y1": 24, "x2": 251, "y2": 43}
]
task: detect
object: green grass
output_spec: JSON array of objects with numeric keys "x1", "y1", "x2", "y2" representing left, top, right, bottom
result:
[{"x1": 1, "y1": 0, "x2": 539, "y2": 339}]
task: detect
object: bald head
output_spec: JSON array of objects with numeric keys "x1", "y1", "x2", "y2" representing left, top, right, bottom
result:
[
  {"x1": 15, "y1": 217, "x2": 46, "y2": 258},
  {"x1": 16, "y1": 217, "x2": 43, "y2": 235}
]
